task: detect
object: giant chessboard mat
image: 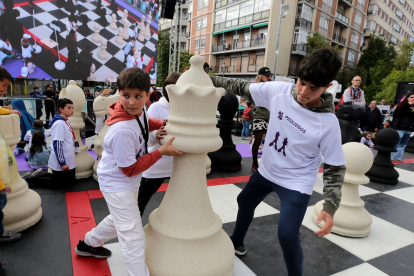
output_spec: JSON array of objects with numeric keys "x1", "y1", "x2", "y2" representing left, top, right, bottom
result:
[{"x1": 2, "y1": 0, "x2": 157, "y2": 80}]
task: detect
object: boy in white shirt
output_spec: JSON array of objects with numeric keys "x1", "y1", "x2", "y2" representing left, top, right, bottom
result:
[
  {"x1": 210, "y1": 48, "x2": 346, "y2": 276},
  {"x1": 75, "y1": 67, "x2": 184, "y2": 276}
]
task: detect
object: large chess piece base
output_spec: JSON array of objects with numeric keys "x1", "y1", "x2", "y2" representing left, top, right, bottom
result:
[
  {"x1": 144, "y1": 154, "x2": 234, "y2": 276},
  {"x1": 312, "y1": 182, "x2": 372, "y2": 237}
]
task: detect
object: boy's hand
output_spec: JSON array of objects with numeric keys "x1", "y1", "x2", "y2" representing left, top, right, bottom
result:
[
  {"x1": 314, "y1": 211, "x2": 334, "y2": 237},
  {"x1": 158, "y1": 137, "x2": 185, "y2": 156},
  {"x1": 156, "y1": 126, "x2": 167, "y2": 145},
  {"x1": 11, "y1": 109, "x2": 21, "y2": 117},
  {"x1": 62, "y1": 165, "x2": 69, "y2": 171}
]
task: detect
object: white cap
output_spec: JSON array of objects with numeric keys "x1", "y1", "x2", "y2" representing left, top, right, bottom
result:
[
  {"x1": 21, "y1": 67, "x2": 29, "y2": 77},
  {"x1": 23, "y1": 34, "x2": 31, "y2": 39}
]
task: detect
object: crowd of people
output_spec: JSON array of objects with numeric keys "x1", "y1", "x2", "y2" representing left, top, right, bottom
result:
[{"x1": 1, "y1": 45, "x2": 414, "y2": 276}]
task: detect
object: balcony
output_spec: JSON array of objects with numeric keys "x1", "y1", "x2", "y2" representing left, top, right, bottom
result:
[
  {"x1": 211, "y1": 39, "x2": 266, "y2": 53},
  {"x1": 295, "y1": 18, "x2": 312, "y2": 30},
  {"x1": 332, "y1": 33, "x2": 346, "y2": 45},
  {"x1": 299, "y1": 0, "x2": 315, "y2": 5},
  {"x1": 213, "y1": 65, "x2": 260, "y2": 74},
  {"x1": 187, "y1": 12, "x2": 191, "y2": 21},
  {"x1": 335, "y1": 12, "x2": 349, "y2": 26},
  {"x1": 338, "y1": 0, "x2": 353, "y2": 7},
  {"x1": 291, "y1": 43, "x2": 308, "y2": 55}
]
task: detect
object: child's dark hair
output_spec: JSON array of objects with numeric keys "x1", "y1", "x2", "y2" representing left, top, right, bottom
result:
[
  {"x1": 362, "y1": 131, "x2": 372, "y2": 138},
  {"x1": 30, "y1": 130, "x2": 46, "y2": 155},
  {"x1": 298, "y1": 48, "x2": 342, "y2": 88},
  {"x1": 117, "y1": 67, "x2": 151, "y2": 93},
  {"x1": 57, "y1": 98, "x2": 73, "y2": 112},
  {"x1": 385, "y1": 120, "x2": 392, "y2": 125},
  {"x1": 32, "y1": 120, "x2": 44, "y2": 128},
  {"x1": 33, "y1": 86, "x2": 39, "y2": 91},
  {"x1": 0, "y1": 66, "x2": 13, "y2": 82},
  {"x1": 162, "y1": 72, "x2": 181, "y2": 102},
  {"x1": 247, "y1": 101, "x2": 252, "y2": 107}
]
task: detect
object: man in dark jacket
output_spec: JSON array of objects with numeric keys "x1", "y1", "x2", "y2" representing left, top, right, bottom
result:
[
  {"x1": 30, "y1": 87, "x2": 47, "y2": 120},
  {"x1": 43, "y1": 84, "x2": 56, "y2": 128},
  {"x1": 360, "y1": 100, "x2": 382, "y2": 132},
  {"x1": 77, "y1": 45, "x2": 93, "y2": 81}
]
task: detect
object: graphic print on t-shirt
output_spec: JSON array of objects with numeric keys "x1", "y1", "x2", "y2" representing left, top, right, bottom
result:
[{"x1": 268, "y1": 131, "x2": 288, "y2": 156}]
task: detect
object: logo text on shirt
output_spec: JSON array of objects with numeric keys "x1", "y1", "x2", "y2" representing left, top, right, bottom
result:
[{"x1": 281, "y1": 114, "x2": 306, "y2": 137}]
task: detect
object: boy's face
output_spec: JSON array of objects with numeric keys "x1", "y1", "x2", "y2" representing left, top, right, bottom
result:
[
  {"x1": 120, "y1": 88, "x2": 148, "y2": 116},
  {"x1": 296, "y1": 78, "x2": 332, "y2": 107},
  {"x1": 0, "y1": 79, "x2": 10, "y2": 95},
  {"x1": 384, "y1": 121, "x2": 390, "y2": 127},
  {"x1": 367, "y1": 134, "x2": 372, "y2": 140},
  {"x1": 60, "y1": 104, "x2": 74, "y2": 118}
]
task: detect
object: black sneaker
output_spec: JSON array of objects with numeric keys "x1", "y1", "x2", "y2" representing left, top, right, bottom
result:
[
  {"x1": 75, "y1": 240, "x2": 111, "y2": 258},
  {"x1": 0, "y1": 231, "x2": 22, "y2": 244},
  {"x1": 235, "y1": 245, "x2": 247, "y2": 256}
]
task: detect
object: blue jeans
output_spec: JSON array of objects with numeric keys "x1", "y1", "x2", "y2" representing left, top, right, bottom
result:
[
  {"x1": 391, "y1": 130, "x2": 412, "y2": 161},
  {"x1": 241, "y1": 120, "x2": 250, "y2": 138},
  {"x1": 0, "y1": 193, "x2": 7, "y2": 235},
  {"x1": 231, "y1": 172, "x2": 310, "y2": 276}
]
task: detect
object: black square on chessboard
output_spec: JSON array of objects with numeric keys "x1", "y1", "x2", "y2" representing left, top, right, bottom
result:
[
  {"x1": 92, "y1": 59, "x2": 104, "y2": 72},
  {"x1": 106, "y1": 40, "x2": 121, "y2": 56},
  {"x1": 77, "y1": 38, "x2": 99, "y2": 52},
  {"x1": 19, "y1": 4, "x2": 46, "y2": 14},
  {"x1": 365, "y1": 180, "x2": 413, "y2": 192},
  {"x1": 76, "y1": 25, "x2": 94, "y2": 38},
  {"x1": 368, "y1": 243, "x2": 414, "y2": 276},
  {"x1": 17, "y1": 17, "x2": 43, "y2": 29},
  {"x1": 100, "y1": 28, "x2": 116, "y2": 41},
  {"x1": 105, "y1": 56, "x2": 126, "y2": 73},
  {"x1": 362, "y1": 193, "x2": 414, "y2": 232},
  {"x1": 48, "y1": 9, "x2": 70, "y2": 20},
  {"x1": 149, "y1": 37, "x2": 157, "y2": 45},
  {"x1": 141, "y1": 46, "x2": 154, "y2": 59}
]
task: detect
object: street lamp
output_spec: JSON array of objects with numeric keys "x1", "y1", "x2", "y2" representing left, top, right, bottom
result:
[
  {"x1": 221, "y1": 62, "x2": 227, "y2": 77},
  {"x1": 272, "y1": 2, "x2": 289, "y2": 80}
]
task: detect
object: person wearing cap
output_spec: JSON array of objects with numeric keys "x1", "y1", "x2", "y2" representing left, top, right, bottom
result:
[
  {"x1": 257, "y1": 67, "x2": 273, "y2": 82},
  {"x1": 203, "y1": 62, "x2": 212, "y2": 74}
]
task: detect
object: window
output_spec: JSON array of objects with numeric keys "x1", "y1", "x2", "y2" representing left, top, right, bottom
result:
[
  {"x1": 196, "y1": 20, "x2": 201, "y2": 29},
  {"x1": 254, "y1": 0, "x2": 271, "y2": 13},
  {"x1": 195, "y1": 40, "x2": 200, "y2": 49},
  {"x1": 319, "y1": 14, "x2": 330, "y2": 30},
  {"x1": 354, "y1": 11, "x2": 362, "y2": 25},
  {"x1": 215, "y1": 9, "x2": 226, "y2": 24},
  {"x1": 293, "y1": 29, "x2": 309, "y2": 44},
  {"x1": 202, "y1": 18, "x2": 207, "y2": 28},
  {"x1": 301, "y1": 4, "x2": 313, "y2": 21},
  {"x1": 396, "y1": 9, "x2": 403, "y2": 19},
  {"x1": 393, "y1": 22, "x2": 400, "y2": 32},
  {"x1": 200, "y1": 39, "x2": 206, "y2": 48},
  {"x1": 390, "y1": 35, "x2": 397, "y2": 44},
  {"x1": 323, "y1": 0, "x2": 333, "y2": 7},
  {"x1": 348, "y1": 50, "x2": 355, "y2": 62},
  {"x1": 240, "y1": 0, "x2": 254, "y2": 17},
  {"x1": 351, "y1": 33, "x2": 359, "y2": 43},
  {"x1": 203, "y1": 0, "x2": 208, "y2": 7},
  {"x1": 197, "y1": 0, "x2": 202, "y2": 9},
  {"x1": 226, "y1": 5, "x2": 239, "y2": 21}
]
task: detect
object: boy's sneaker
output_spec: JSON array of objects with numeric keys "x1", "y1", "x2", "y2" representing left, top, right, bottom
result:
[
  {"x1": 31, "y1": 168, "x2": 43, "y2": 177},
  {"x1": 235, "y1": 244, "x2": 247, "y2": 256},
  {"x1": 0, "y1": 231, "x2": 22, "y2": 244},
  {"x1": 75, "y1": 240, "x2": 112, "y2": 258},
  {"x1": 20, "y1": 171, "x2": 32, "y2": 179}
]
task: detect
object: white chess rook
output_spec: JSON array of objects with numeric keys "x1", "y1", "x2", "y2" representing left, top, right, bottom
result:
[
  {"x1": 110, "y1": 13, "x2": 117, "y2": 30},
  {"x1": 92, "y1": 23, "x2": 101, "y2": 43},
  {"x1": 313, "y1": 142, "x2": 374, "y2": 237},
  {"x1": 144, "y1": 56, "x2": 234, "y2": 276},
  {"x1": 98, "y1": 39, "x2": 108, "y2": 60}
]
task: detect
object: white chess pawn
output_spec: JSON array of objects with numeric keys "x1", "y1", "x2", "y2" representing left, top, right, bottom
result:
[
  {"x1": 144, "y1": 14, "x2": 151, "y2": 39},
  {"x1": 98, "y1": 39, "x2": 108, "y2": 60},
  {"x1": 92, "y1": 23, "x2": 101, "y2": 43},
  {"x1": 116, "y1": 27, "x2": 124, "y2": 45},
  {"x1": 87, "y1": 63, "x2": 100, "y2": 81},
  {"x1": 122, "y1": 9, "x2": 130, "y2": 40},
  {"x1": 109, "y1": 13, "x2": 117, "y2": 30}
]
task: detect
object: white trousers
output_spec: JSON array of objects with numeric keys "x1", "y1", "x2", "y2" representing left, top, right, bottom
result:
[{"x1": 84, "y1": 190, "x2": 149, "y2": 276}]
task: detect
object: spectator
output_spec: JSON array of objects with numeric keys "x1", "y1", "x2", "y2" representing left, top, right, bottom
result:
[
  {"x1": 123, "y1": 38, "x2": 135, "y2": 67},
  {"x1": 30, "y1": 87, "x2": 47, "y2": 120},
  {"x1": 391, "y1": 92, "x2": 414, "y2": 162},
  {"x1": 44, "y1": 84, "x2": 56, "y2": 128},
  {"x1": 84, "y1": 88, "x2": 94, "y2": 111},
  {"x1": 360, "y1": 101, "x2": 382, "y2": 132},
  {"x1": 11, "y1": 99, "x2": 34, "y2": 148},
  {"x1": 21, "y1": 34, "x2": 34, "y2": 67},
  {"x1": 23, "y1": 120, "x2": 51, "y2": 150},
  {"x1": 384, "y1": 103, "x2": 394, "y2": 122},
  {"x1": 25, "y1": 129, "x2": 52, "y2": 170},
  {"x1": 340, "y1": 76, "x2": 365, "y2": 106},
  {"x1": 360, "y1": 132, "x2": 374, "y2": 148},
  {"x1": 77, "y1": 45, "x2": 93, "y2": 81},
  {"x1": 149, "y1": 85, "x2": 162, "y2": 103},
  {"x1": 383, "y1": 119, "x2": 392, "y2": 129},
  {"x1": 126, "y1": 49, "x2": 135, "y2": 69},
  {"x1": 254, "y1": 32, "x2": 259, "y2": 46},
  {"x1": 257, "y1": 67, "x2": 273, "y2": 82},
  {"x1": 239, "y1": 97, "x2": 247, "y2": 107},
  {"x1": 241, "y1": 101, "x2": 253, "y2": 139}
]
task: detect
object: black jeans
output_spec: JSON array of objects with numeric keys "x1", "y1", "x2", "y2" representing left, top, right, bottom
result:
[
  {"x1": 36, "y1": 108, "x2": 43, "y2": 120},
  {"x1": 27, "y1": 168, "x2": 76, "y2": 188},
  {"x1": 138, "y1": 177, "x2": 167, "y2": 216},
  {"x1": 45, "y1": 107, "x2": 55, "y2": 127}
]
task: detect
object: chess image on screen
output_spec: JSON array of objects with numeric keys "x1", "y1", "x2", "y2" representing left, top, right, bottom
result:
[{"x1": 0, "y1": 0, "x2": 159, "y2": 82}]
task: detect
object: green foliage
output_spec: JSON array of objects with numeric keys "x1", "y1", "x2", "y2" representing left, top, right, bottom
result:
[
  {"x1": 156, "y1": 29, "x2": 170, "y2": 87},
  {"x1": 304, "y1": 32, "x2": 339, "y2": 55},
  {"x1": 336, "y1": 67, "x2": 367, "y2": 97},
  {"x1": 394, "y1": 39, "x2": 414, "y2": 71},
  {"x1": 375, "y1": 68, "x2": 414, "y2": 103},
  {"x1": 178, "y1": 51, "x2": 194, "y2": 72}
]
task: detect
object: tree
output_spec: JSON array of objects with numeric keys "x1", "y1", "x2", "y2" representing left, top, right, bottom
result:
[
  {"x1": 375, "y1": 67, "x2": 414, "y2": 103},
  {"x1": 156, "y1": 29, "x2": 170, "y2": 87},
  {"x1": 394, "y1": 39, "x2": 414, "y2": 71},
  {"x1": 304, "y1": 32, "x2": 339, "y2": 55},
  {"x1": 178, "y1": 51, "x2": 194, "y2": 72}
]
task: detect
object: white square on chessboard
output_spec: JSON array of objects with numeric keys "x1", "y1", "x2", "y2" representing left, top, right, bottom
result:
[
  {"x1": 109, "y1": 37, "x2": 126, "y2": 51},
  {"x1": 142, "y1": 54, "x2": 152, "y2": 67},
  {"x1": 302, "y1": 206, "x2": 414, "y2": 261},
  {"x1": 91, "y1": 46, "x2": 113, "y2": 64},
  {"x1": 331, "y1": 263, "x2": 389, "y2": 276},
  {"x1": 81, "y1": 1, "x2": 98, "y2": 11},
  {"x1": 35, "y1": 1, "x2": 59, "y2": 12},
  {"x1": 208, "y1": 184, "x2": 278, "y2": 224},
  {"x1": 117, "y1": 10, "x2": 125, "y2": 18},
  {"x1": 94, "y1": 65, "x2": 118, "y2": 82},
  {"x1": 101, "y1": 0, "x2": 110, "y2": 6},
  {"x1": 34, "y1": 12, "x2": 58, "y2": 25},
  {"x1": 312, "y1": 173, "x2": 379, "y2": 197},
  {"x1": 395, "y1": 167, "x2": 414, "y2": 185},
  {"x1": 15, "y1": 7, "x2": 31, "y2": 19},
  {"x1": 59, "y1": 47, "x2": 68, "y2": 59},
  {"x1": 152, "y1": 33, "x2": 158, "y2": 40},
  {"x1": 83, "y1": 10, "x2": 101, "y2": 21},
  {"x1": 113, "y1": 50, "x2": 125, "y2": 62},
  {"x1": 105, "y1": 242, "x2": 256, "y2": 276},
  {"x1": 105, "y1": 25, "x2": 119, "y2": 36},
  {"x1": 384, "y1": 186, "x2": 414, "y2": 204},
  {"x1": 28, "y1": 25, "x2": 54, "y2": 40},
  {"x1": 144, "y1": 39, "x2": 155, "y2": 52}
]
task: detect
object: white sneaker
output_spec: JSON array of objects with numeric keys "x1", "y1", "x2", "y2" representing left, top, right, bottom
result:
[{"x1": 31, "y1": 168, "x2": 43, "y2": 177}]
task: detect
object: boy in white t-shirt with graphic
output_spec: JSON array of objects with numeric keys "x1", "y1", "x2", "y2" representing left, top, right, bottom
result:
[
  {"x1": 211, "y1": 48, "x2": 346, "y2": 276},
  {"x1": 75, "y1": 67, "x2": 184, "y2": 276}
]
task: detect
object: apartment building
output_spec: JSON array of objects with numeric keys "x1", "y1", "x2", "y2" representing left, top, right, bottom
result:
[{"x1": 365, "y1": 0, "x2": 414, "y2": 48}]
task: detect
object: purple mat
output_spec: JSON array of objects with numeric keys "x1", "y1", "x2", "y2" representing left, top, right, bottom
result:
[
  {"x1": 1, "y1": 58, "x2": 53, "y2": 79},
  {"x1": 16, "y1": 151, "x2": 98, "y2": 171}
]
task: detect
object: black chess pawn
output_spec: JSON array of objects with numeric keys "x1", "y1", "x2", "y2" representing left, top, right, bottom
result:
[
  {"x1": 208, "y1": 92, "x2": 242, "y2": 172},
  {"x1": 366, "y1": 128, "x2": 400, "y2": 185},
  {"x1": 336, "y1": 102, "x2": 366, "y2": 144},
  {"x1": 109, "y1": 0, "x2": 121, "y2": 20}
]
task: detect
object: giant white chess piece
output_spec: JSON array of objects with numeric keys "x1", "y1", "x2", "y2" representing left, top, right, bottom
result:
[
  {"x1": 313, "y1": 142, "x2": 374, "y2": 237},
  {"x1": 109, "y1": 13, "x2": 117, "y2": 30},
  {"x1": 98, "y1": 39, "x2": 108, "y2": 60},
  {"x1": 122, "y1": 9, "x2": 130, "y2": 40},
  {"x1": 65, "y1": 81, "x2": 95, "y2": 179},
  {"x1": 92, "y1": 23, "x2": 101, "y2": 43},
  {"x1": 116, "y1": 27, "x2": 124, "y2": 45},
  {"x1": 87, "y1": 63, "x2": 100, "y2": 81},
  {"x1": 92, "y1": 91, "x2": 120, "y2": 180},
  {"x1": 143, "y1": 14, "x2": 152, "y2": 39},
  {"x1": 0, "y1": 114, "x2": 42, "y2": 232},
  {"x1": 144, "y1": 56, "x2": 234, "y2": 276},
  {"x1": 137, "y1": 15, "x2": 146, "y2": 42}
]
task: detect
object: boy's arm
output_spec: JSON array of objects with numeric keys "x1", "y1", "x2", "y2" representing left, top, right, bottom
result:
[
  {"x1": 53, "y1": 140, "x2": 66, "y2": 167},
  {"x1": 321, "y1": 163, "x2": 346, "y2": 217},
  {"x1": 148, "y1": 118, "x2": 164, "y2": 131},
  {"x1": 119, "y1": 150, "x2": 162, "y2": 177},
  {"x1": 0, "y1": 107, "x2": 11, "y2": 115},
  {"x1": 210, "y1": 76, "x2": 253, "y2": 103}
]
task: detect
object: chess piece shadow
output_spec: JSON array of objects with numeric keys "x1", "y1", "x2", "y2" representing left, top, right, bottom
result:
[
  {"x1": 366, "y1": 128, "x2": 400, "y2": 184},
  {"x1": 77, "y1": 14, "x2": 92, "y2": 36},
  {"x1": 336, "y1": 102, "x2": 366, "y2": 144}
]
